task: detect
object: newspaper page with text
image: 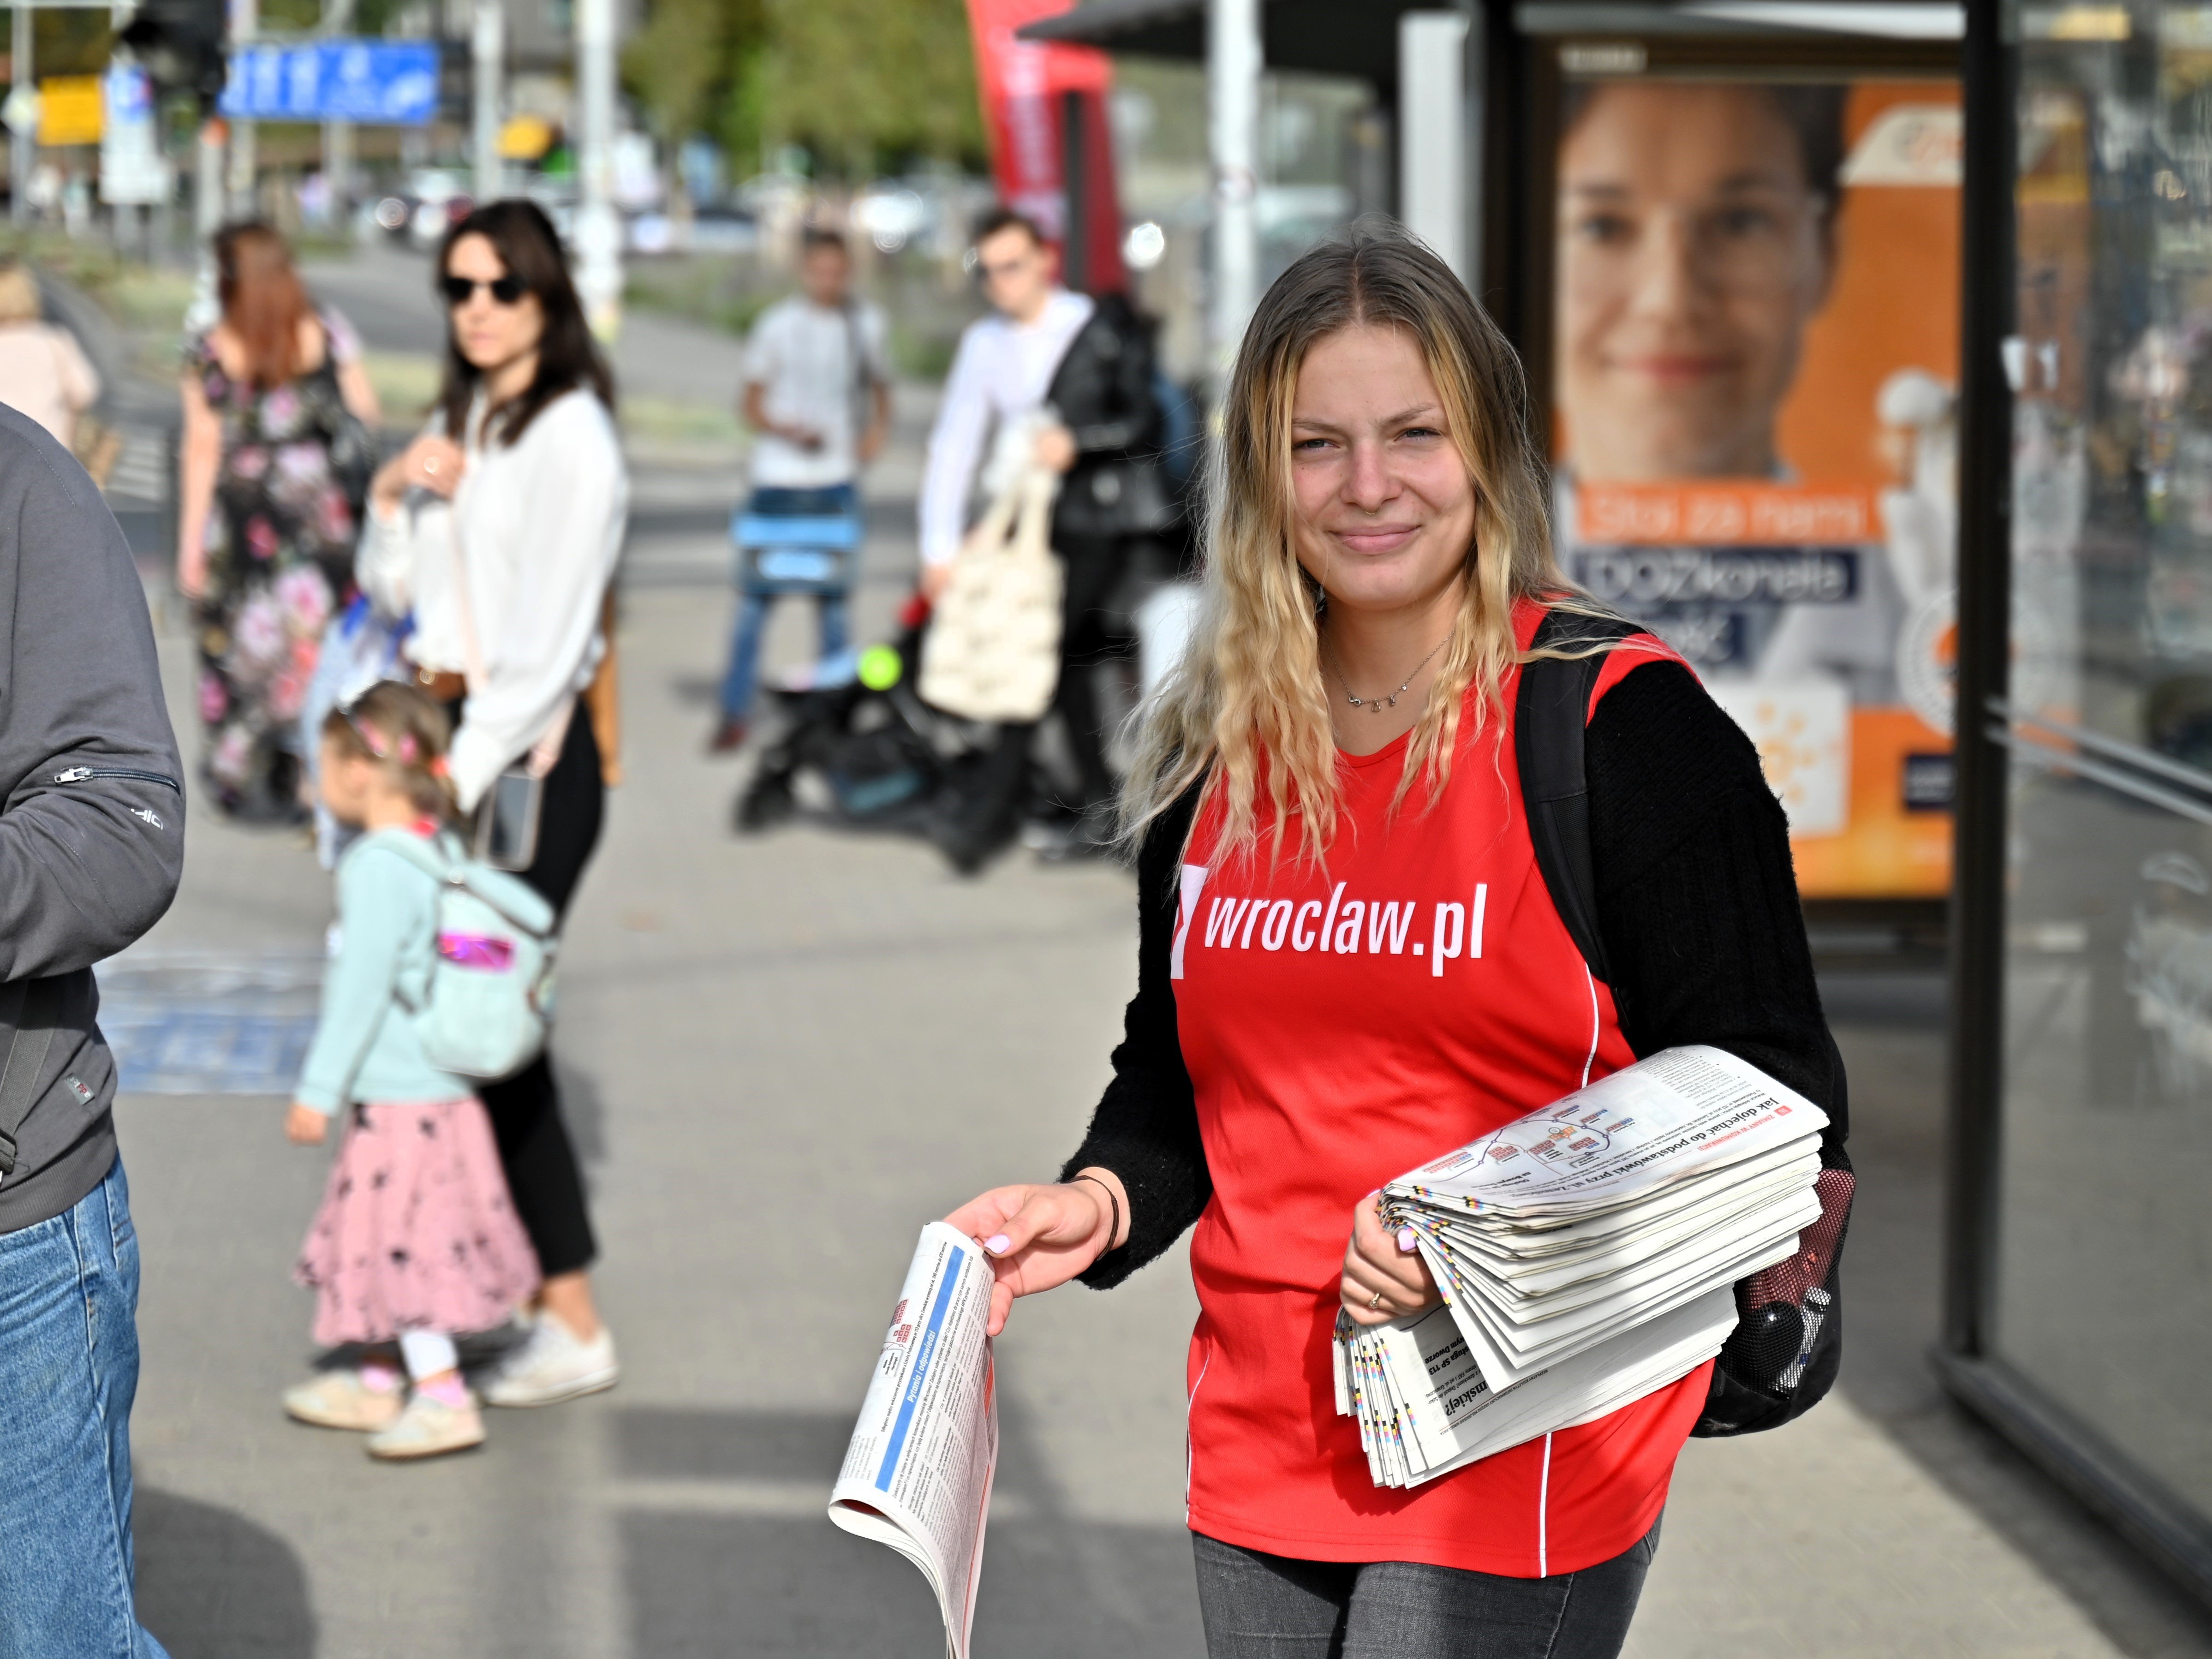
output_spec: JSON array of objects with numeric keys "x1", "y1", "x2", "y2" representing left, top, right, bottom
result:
[{"x1": 830, "y1": 1222, "x2": 1000, "y2": 1659}]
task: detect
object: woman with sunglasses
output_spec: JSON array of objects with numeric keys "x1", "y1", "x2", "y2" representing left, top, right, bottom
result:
[{"x1": 358, "y1": 199, "x2": 627, "y2": 1409}]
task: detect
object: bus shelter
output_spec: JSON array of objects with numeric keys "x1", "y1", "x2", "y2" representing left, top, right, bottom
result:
[{"x1": 1942, "y1": 0, "x2": 2212, "y2": 1610}]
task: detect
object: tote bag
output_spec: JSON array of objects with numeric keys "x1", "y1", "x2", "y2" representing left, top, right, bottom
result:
[{"x1": 918, "y1": 467, "x2": 1064, "y2": 723}]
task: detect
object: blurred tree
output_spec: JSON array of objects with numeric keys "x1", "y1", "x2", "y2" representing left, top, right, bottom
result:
[
  {"x1": 258, "y1": 0, "x2": 411, "y2": 36},
  {"x1": 626, "y1": 0, "x2": 767, "y2": 165},
  {"x1": 755, "y1": 0, "x2": 984, "y2": 177},
  {"x1": 33, "y1": 10, "x2": 116, "y2": 76},
  {"x1": 625, "y1": 0, "x2": 983, "y2": 186}
]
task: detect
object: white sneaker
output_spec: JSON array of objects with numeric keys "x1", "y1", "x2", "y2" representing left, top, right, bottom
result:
[
  {"x1": 282, "y1": 1369, "x2": 404, "y2": 1432},
  {"x1": 481, "y1": 1311, "x2": 619, "y2": 1408},
  {"x1": 365, "y1": 1390, "x2": 486, "y2": 1461}
]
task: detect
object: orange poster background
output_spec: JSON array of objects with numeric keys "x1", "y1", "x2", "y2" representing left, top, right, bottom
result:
[
  {"x1": 1777, "y1": 81, "x2": 1963, "y2": 486},
  {"x1": 1552, "y1": 77, "x2": 1962, "y2": 899},
  {"x1": 1792, "y1": 709, "x2": 1954, "y2": 895},
  {"x1": 1787, "y1": 80, "x2": 1959, "y2": 898}
]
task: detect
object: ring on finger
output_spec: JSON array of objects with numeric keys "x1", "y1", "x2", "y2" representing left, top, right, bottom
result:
[{"x1": 1367, "y1": 1289, "x2": 1384, "y2": 1310}]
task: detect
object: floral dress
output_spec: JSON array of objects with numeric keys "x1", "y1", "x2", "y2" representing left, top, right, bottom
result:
[{"x1": 186, "y1": 310, "x2": 371, "y2": 821}]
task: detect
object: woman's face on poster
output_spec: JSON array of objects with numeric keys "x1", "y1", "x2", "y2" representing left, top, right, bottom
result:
[{"x1": 1557, "y1": 83, "x2": 1834, "y2": 482}]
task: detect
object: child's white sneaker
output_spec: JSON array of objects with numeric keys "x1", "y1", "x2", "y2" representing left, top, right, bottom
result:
[
  {"x1": 365, "y1": 1389, "x2": 486, "y2": 1460},
  {"x1": 282, "y1": 1369, "x2": 404, "y2": 1432},
  {"x1": 482, "y1": 1311, "x2": 619, "y2": 1408}
]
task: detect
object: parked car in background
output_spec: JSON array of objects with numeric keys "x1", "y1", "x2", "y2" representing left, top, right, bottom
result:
[
  {"x1": 686, "y1": 206, "x2": 758, "y2": 254},
  {"x1": 852, "y1": 184, "x2": 930, "y2": 253},
  {"x1": 368, "y1": 169, "x2": 472, "y2": 249}
]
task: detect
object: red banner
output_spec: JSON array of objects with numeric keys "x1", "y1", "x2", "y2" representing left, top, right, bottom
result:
[{"x1": 963, "y1": 0, "x2": 1126, "y2": 294}]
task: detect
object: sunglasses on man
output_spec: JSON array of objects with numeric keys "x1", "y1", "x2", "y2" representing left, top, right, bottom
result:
[{"x1": 440, "y1": 274, "x2": 529, "y2": 307}]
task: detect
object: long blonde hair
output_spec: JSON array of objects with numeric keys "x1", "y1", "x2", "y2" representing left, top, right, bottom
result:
[{"x1": 1125, "y1": 222, "x2": 1574, "y2": 869}]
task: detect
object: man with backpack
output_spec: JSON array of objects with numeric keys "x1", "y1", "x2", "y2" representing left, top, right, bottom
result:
[
  {"x1": 710, "y1": 226, "x2": 892, "y2": 754},
  {"x1": 0, "y1": 404, "x2": 186, "y2": 1653}
]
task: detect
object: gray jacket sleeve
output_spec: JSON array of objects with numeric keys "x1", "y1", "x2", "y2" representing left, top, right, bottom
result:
[{"x1": 0, "y1": 407, "x2": 183, "y2": 980}]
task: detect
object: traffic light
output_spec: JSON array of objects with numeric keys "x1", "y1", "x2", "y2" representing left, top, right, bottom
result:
[{"x1": 119, "y1": 0, "x2": 228, "y2": 109}]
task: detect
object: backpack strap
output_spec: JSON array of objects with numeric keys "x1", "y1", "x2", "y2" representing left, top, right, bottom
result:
[
  {"x1": 365, "y1": 829, "x2": 554, "y2": 938},
  {"x1": 361, "y1": 827, "x2": 459, "y2": 884},
  {"x1": 1514, "y1": 607, "x2": 1646, "y2": 988},
  {"x1": 0, "y1": 977, "x2": 61, "y2": 1183}
]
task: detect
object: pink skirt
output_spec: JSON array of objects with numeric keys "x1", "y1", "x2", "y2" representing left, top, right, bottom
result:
[{"x1": 294, "y1": 1098, "x2": 542, "y2": 1347}]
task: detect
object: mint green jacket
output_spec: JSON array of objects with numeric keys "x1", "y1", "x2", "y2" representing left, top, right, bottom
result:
[{"x1": 295, "y1": 829, "x2": 472, "y2": 1114}]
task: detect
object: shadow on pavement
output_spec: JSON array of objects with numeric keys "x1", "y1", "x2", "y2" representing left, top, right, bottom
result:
[
  {"x1": 613, "y1": 1403, "x2": 1202, "y2": 1658},
  {"x1": 135, "y1": 1486, "x2": 317, "y2": 1659},
  {"x1": 1820, "y1": 966, "x2": 2212, "y2": 1657}
]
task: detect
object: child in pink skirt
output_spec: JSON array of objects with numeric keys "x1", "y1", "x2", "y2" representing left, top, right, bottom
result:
[{"x1": 280, "y1": 681, "x2": 540, "y2": 1461}]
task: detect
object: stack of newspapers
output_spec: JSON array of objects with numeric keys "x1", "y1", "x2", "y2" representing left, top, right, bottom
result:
[{"x1": 1336, "y1": 1045, "x2": 1827, "y2": 1489}]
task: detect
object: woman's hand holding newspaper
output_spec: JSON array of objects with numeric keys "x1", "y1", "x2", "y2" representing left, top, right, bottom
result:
[
  {"x1": 942, "y1": 1167, "x2": 1130, "y2": 1336},
  {"x1": 1340, "y1": 1190, "x2": 1443, "y2": 1326}
]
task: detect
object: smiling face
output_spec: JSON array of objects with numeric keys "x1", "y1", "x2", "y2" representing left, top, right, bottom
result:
[
  {"x1": 1556, "y1": 83, "x2": 1834, "y2": 481},
  {"x1": 444, "y1": 231, "x2": 547, "y2": 382},
  {"x1": 1288, "y1": 323, "x2": 1479, "y2": 621}
]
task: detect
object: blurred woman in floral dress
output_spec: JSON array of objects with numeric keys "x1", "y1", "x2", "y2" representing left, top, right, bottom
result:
[{"x1": 179, "y1": 221, "x2": 382, "y2": 820}]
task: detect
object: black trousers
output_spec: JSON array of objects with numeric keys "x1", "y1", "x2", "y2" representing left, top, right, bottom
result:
[
  {"x1": 448, "y1": 698, "x2": 605, "y2": 1277},
  {"x1": 957, "y1": 533, "x2": 1132, "y2": 838}
]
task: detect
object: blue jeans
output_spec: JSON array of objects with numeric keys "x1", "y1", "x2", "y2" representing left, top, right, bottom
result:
[
  {"x1": 719, "y1": 591, "x2": 850, "y2": 721},
  {"x1": 0, "y1": 1157, "x2": 168, "y2": 1659},
  {"x1": 721, "y1": 484, "x2": 859, "y2": 721}
]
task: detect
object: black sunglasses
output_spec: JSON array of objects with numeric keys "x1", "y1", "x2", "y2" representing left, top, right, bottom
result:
[{"x1": 440, "y1": 273, "x2": 528, "y2": 307}]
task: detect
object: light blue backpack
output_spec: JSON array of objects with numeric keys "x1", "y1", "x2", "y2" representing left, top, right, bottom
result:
[{"x1": 373, "y1": 830, "x2": 558, "y2": 1080}]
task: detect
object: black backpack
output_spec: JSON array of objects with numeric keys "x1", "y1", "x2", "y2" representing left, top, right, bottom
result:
[{"x1": 1515, "y1": 606, "x2": 1854, "y2": 1438}]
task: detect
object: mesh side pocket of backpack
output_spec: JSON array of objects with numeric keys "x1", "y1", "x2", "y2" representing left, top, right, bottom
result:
[{"x1": 1708, "y1": 1153, "x2": 1854, "y2": 1429}]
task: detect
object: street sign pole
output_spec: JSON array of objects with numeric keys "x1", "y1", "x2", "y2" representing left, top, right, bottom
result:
[
  {"x1": 188, "y1": 113, "x2": 222, "y2": 327},
  {"x1": 322, "y1": 0, "x2": 353, "y2": 223},
  {"x1": 573, "y1": 0, "x2": 620, "y2": 337},
  {"x1": 1206, "y1": 0, "x2": 1259, "y2": 394},
  {"x1": 471, "y1": 0, "x2": 500, "y2": 204},
  {"x1": 11, "y1": 5, "x2": 32, "y2": 226},
  {"x1": 225, "y1": 0, "x2": 252, "y2": 215}
]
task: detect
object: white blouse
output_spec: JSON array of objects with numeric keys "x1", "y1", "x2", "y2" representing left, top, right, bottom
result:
[{"x1": 358, "y1": 388, "x2": 627, "y2": 811}]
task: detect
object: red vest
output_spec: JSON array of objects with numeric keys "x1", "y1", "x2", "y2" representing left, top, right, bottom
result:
[{"x1": 1170, "y1": 600, "x2": 1708, "y2": 1576}]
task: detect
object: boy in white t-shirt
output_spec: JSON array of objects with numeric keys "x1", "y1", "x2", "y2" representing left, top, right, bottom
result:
[{"x1": 712, "y1": 228, "x2": 892, "y2": 752}]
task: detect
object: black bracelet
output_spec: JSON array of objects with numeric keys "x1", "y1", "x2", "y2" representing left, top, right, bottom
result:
[{"x1": 1070, "y1": 1172, "x2": 1121, "y2": 1261}]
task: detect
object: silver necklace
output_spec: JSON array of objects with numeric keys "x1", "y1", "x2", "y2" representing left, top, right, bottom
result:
[{"x1": 1331, "y1": 636, "x2": 1449, "y2": 715}]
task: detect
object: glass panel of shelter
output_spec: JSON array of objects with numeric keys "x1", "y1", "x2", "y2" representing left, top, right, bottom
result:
[{"x1": 1997, "y1": 0, "x2": 2212, "y2": 1510}]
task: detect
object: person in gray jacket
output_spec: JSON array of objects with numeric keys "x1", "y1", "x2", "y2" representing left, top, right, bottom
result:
[{"x1": 0, "y1": 404, "x2": 185, "y2": 1657}]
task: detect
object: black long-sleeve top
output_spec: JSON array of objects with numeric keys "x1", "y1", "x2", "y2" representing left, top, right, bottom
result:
[{"x1": 1059, "y1": 659, "x2": 1847, "y2": 1289}]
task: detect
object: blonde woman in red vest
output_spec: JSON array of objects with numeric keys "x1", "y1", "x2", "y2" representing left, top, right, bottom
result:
[{"x1": 945, "y1": 225, "x2": 1842, "y2": 1657}]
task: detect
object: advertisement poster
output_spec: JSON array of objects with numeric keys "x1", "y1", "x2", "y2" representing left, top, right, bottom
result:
[
  {"x1": 963, "y1": 0, "x2": 1124, "y2": 294},
  {"x1": 1551, "y1": 72, "x2": 1961, "y2": 897}
]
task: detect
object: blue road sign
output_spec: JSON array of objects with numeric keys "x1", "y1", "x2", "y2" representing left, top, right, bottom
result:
[{"x1": 220, "y1": 40, "x2": 440, "y2": 125}]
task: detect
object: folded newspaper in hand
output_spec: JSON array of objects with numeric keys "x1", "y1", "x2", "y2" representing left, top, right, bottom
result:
[
  {"x1": 1336, "y1": 1046, "x2": 1827, "y2": 1487},
  {"x1": 830, "y1": 1223, "x2": 1000, "y2": 1659}
]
